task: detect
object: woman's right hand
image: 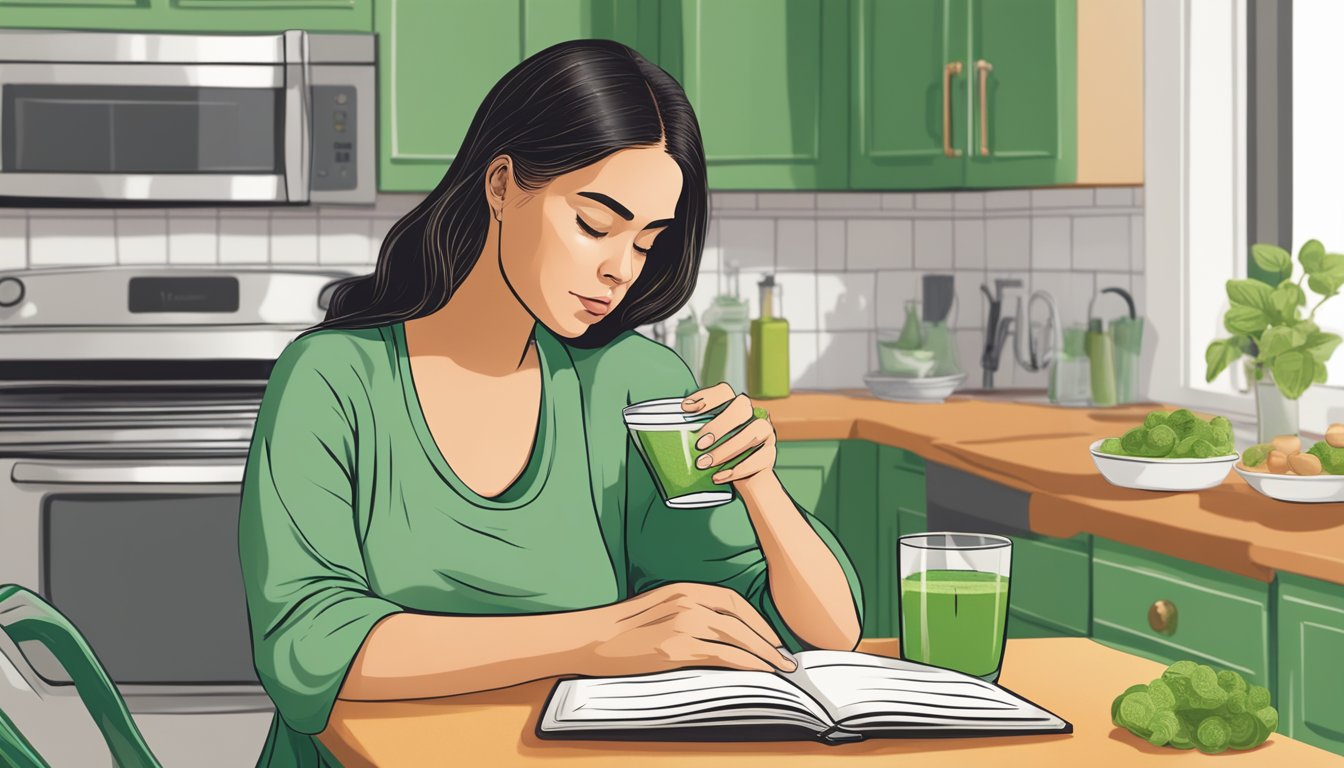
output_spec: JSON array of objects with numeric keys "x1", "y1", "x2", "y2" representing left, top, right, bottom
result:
[{"x1": 576, "y1": 582, "x2": 798, "y2": 677}]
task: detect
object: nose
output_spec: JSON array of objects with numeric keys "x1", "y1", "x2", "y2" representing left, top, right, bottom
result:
[{"x1": 600, "y1": 241, "x2": 635, "y2": 287}]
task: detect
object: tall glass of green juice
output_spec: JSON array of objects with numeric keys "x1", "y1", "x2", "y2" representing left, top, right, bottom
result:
[
  {"x1": 898, "y1": 533, "x2": 1012, "y2": 681},
  {"x1": 622, "y1": 397, "x2": 762, "y2": 508}
]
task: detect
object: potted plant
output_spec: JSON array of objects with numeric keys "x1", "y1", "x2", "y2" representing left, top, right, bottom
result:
[{"x1": 1205, "y1": 240, "x2": 1343, "y2": 441}]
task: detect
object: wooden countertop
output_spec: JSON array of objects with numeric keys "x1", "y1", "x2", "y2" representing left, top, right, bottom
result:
[
  {"x1": 318, "y1": 638, "x2": 1340, "y2": 766},
  {"x1": 760, "y1": 391, "x2": 1344, "y2": 586}
]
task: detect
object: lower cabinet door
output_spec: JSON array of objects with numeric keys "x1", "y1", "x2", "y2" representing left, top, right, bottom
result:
[
  {"x1": 1277, "y1": 572, "x2": 1344, "y2": 757},
  {"x1": 1006, "y1": 532, "x2": 1091, "y2": 638}
]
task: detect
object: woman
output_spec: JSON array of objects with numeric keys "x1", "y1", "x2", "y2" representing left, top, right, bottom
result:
[{"x1": 238, "y1": 39, "x2": 862, "y2": 766}]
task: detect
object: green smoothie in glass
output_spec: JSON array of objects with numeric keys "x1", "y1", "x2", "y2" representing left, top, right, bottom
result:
[
  {"x1": 623, "y1": 397, "x2": 760, "y2": 508},
  {"x1": 898, "y1": 533, "x2": 1013, "y2": 681}
]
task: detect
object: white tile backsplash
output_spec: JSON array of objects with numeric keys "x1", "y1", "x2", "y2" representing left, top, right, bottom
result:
[
  {"x1": 817, "y1": 271, "x2": 875, "y2": 331},
  {"x1": 167, "y1": 217, "x2": 218, "y2": 264},
  {"x1": 986, "y1": 218, "x2": 1031, "y2": 270},
  {"x1": 0, "y1": 185, "x2": 1141, "y2": 394},
  {"x1": 846, "y1": 219, "x2": 911, "y2": 271},
  {"x1": 0, "y1": 217, "x2": 26, "y2": 271},
  {"x1": 914, "y1": 219, "x2": 954, "y2": 269},
  {"x1": 776, "y1": 219, "x2": 816, "y2": 272},
  {"x1": 30, "y1": 217, "x2": 116, "y2": 266}
]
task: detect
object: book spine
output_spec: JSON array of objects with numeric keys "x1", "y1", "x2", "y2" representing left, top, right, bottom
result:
[{"x1": 816, "y1": 725, "x2": 865, "y2": 744}]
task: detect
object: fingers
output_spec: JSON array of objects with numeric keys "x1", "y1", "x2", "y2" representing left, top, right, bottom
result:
[
  {"x1": 686, "y1": 638, "x2": 778, "y2": 673},
  {"x1": 691, "y1": 584, "x2": 785, "y2": 649},
  {"x1": 712, "y1": 443, "x2": 775, "y2": 484},
  {"x1": 697, "y1": 417, "x2": 772, "y2": 470},
  {"x1": 692, "y1": 393, "x2": 754, "y2": 451},
  {"x1": 696, "y1": 610, "x2": 797, "y2": 672},
  {"x1": 682, "y1": 382, "x2": 735, "y2": 414}
]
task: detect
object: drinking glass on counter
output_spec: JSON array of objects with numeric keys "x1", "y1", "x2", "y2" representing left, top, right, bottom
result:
[{"x1": 899, "y1": 533, "x2": 1013, "y2": 682}]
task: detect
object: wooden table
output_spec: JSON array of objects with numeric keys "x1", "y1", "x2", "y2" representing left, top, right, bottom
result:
[{"x1": 319, "y1": 638, "x2": 1342, "y2": 766}]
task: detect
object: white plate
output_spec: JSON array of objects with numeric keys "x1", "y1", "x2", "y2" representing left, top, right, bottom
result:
[
  {"x1": 863, "y1": 372, "x2": 967, "y2": 403},
  {"x1": 1089, "y1": 439, "x2": 1237, "y2": 492},
  {"x1": 1234, "y1": 465, "x2": 1344, "y2": 503}
]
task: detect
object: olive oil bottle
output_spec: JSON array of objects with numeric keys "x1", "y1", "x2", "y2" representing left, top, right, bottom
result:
[{"x1": 748, "y1": 274, "x2": 790, "y2": 399}]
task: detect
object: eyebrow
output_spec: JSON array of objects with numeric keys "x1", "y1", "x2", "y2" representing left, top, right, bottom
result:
[{"x1": 577, "y1": 191, "x2": 674, "y2": 231}]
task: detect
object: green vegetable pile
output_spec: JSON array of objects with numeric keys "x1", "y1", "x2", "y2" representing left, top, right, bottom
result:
[
  {"x1": 1112, "y1": 661, "x2": 1278, "y2": 753},
  {"x1": 1098, "y1": 409, "x2": 1236, "y2": 459}
]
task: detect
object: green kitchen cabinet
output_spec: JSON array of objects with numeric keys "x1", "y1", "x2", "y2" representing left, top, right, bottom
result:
[
  {"x1": 963, "y1": 0, "x2": 1076, "y2": 186},
  {"x1": 876, "y1": 445, "x2": 926, "y2": 638},
  {"x1": 0, "y1": 0, "x2": 372, "y2": 33},
  {"x1": 1005, "y1": 532, "x2": 1090, "y2": 638},
  {"x1": 850, "y1": 0, "x2": 1075, "y2": 189},
  {"x1": 377, "y1": 0, "x2": 661, "y2": 191},
  {"x1": 836, "y1": 441, "x2": 879, "y2": 638},
  {"x1": 775, "y1": 440, "x2": 842, "y2": 532},
  {"x1": 1091, "y1": 538, "x2": 1272, "y2": 687},
  {"x1": 659, "y1": 0, "x2": 849, "y2": 190},
  {"x1": 1277, "y1": 573, "x2": 1344, "y2": 757}
]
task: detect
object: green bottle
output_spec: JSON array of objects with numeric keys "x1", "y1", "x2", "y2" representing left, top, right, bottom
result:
[{"x1": 748, "y1": 274, "x2": 790, "y2": 399}]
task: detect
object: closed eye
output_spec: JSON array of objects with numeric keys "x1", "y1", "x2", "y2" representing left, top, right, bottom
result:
[{"x1": 576, "y1": 215, "x2": 607, "y2": 238}]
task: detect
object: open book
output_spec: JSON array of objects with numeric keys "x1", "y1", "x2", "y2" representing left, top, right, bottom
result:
[{"x1": 537, "y1": 649, "x2": 1071, "y2": 744}]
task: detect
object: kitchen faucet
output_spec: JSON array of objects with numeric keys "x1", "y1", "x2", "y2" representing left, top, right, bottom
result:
[{"x1": 980, "y1": 279, "x2": 1022, "y2": 388}]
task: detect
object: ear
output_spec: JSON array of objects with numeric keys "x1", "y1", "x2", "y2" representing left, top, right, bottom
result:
[{"x1": 484, "y1": 155, "x2": 514, "y2": 222}]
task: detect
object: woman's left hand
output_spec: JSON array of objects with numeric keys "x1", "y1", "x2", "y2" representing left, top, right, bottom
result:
[{"x1": 681, "y1": 383, "x2": 776, "y2": 489}]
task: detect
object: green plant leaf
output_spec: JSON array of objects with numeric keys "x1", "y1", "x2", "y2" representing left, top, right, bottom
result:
[
  {"x1": 1206, "y1": 339, "x2": 1242, "y2": 383},
  {"x1": 1303, "y1": 331, "x2": 1343, "y2": 363},
  {"x1": 1253, "y1": 243, "x2": 1292, "y2": 274},
  {"x1": 1257, "y1": 325, "x2": 1307, "y2": 362},
  {"x1": 1224, "y1": 306, "x2": 1269, "y2": 335},
  {"x1": 1316, "y1": 361, "x2": 1329, "y2": 385},
  {"x1": 1227, "y1": 279, "x2": 1274, "y2": 311},
  {"x1": 1272, "y1": 350, "x2": 1316, "y2": 399},
  {"x1": 1271, "y1": 283, "x2": 1306, "y2": 321},
  {"x1": 1307, "y1": 273, "x2": 1341, "y2": 298},
  {"x1": 1299, "y1": 240, "x2": 1326, "y2": 273}
]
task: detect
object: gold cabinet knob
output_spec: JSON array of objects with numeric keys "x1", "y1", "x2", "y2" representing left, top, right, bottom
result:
[{"x1": 1148, "y1": 599, "x2": 1178, "y2": 635}]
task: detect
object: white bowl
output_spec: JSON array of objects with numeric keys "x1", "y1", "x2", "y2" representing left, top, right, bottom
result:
[
  {"x1": 1089, "y1": 439, "x2": 1238, "y2": 492},
  {"x1": 864, "y1": 372, "x2": 966, "y2": 403},
  {"x1": 1234, "y1": 465, "x2": 1344, "y2": 503}
]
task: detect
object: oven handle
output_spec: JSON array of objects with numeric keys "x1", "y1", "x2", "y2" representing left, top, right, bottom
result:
[
  {"x1": 283, "y1": 29, "x2": 312, "y2": 203},
  {"x1": 11, "y1": 461, "x2": 244, "y2": 486}
]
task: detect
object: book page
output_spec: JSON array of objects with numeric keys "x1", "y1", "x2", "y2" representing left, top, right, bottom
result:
[
  {"x1": 785, "y1": 650, "x2": 1066, "y2": 732},
  {"x1": 541, "y1": 667, "x2": 833, "y2": 734}
]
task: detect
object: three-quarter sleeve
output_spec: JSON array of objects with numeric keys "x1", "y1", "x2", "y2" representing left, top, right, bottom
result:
[
  {"x1": 622, "y1": 350, "x2": 863, "y2": 654},
  {"x1": 238, "y1": 334, "x2": 403, "y2": 736}
]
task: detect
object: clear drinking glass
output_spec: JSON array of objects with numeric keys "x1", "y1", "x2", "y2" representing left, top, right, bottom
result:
[{"x1": 898, "y1": 533, "x2": 1013, "y2": 682}]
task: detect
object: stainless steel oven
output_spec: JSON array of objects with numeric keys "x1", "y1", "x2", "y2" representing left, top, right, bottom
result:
[
  {"x1": 0, "y1": 266, "x2": 356, "y2": 714},
  {"x1": 0, "y1": 28, "x2": 375, "y2": 205}
]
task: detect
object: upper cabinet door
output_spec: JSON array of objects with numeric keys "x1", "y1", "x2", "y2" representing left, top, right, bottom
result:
[
  {"x1": 377, "y1": 0, "x2": 660, "y2": 192},
  {"x1": 964, "y1": 0, "x2": 1076, "y2": 187},
  {"x1": 660, "y1": 0, "x2": 848, "y2": 190},
  {"x1": 850, "y1": 0, "x2": 969, "y2": 190},
  {"x1": 0, "y1": 0, "x2": 372, "y2": 32}
]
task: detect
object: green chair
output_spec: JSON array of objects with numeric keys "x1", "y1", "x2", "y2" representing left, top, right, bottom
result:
[{"x1": 0, "y1": 584, "x2": 162, "y2": 768}]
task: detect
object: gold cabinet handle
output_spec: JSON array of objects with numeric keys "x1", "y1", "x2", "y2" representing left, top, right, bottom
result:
[
  {"x1": 975, "y1": 59, "x2": 993, "y2": 156},
  {"x1": 1148, "y1": 599, "x2": 1178, "y2": 636},
  {"x1": 943, "y1": 61, "x2": 963, "y2": 158}
]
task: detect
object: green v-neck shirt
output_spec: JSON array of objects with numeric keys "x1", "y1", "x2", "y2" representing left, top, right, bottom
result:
[{"x1": 238, "y1": 320, "x2": 863, "y2": 767}]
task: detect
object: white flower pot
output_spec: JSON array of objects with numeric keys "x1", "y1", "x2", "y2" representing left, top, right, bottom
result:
[{"x1": 1255, "y1": 379, "x2": 1299, "y2": 444}]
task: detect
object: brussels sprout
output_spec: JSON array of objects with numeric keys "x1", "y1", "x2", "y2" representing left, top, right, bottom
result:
[
  {"x1": 1196, "y1": 715, "x2": 1232, "y2": 754},
  {"x1": 1144, "y1": 411, "x2": 1169, "y2": 429},
  {"x1": 1145, "y1": 424, "x2": 1178, "y2": 456},
  {"x1": 1307, "y1": 441, "x2": 1344, "y2": 474},
  {"x1": 1167, "y1": 409, "x2": 1197, "y2": 437},
  {"x1": 1100, "y1": 437, "x2": 1125, "y2": 455},
  {"x1": 1247, "y1": 685, "x2": 1272, "y2": 711},
  {"x1": 1242, "y1": 443, "x2": 1272, "y2": 467},
  {"x1": 1121, "y1": 427, "x2": 1148, "y2": 455}
]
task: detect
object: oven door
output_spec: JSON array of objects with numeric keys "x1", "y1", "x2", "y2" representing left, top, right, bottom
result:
[
  {"x1": 0, "y1": 456, "x2": 272, "y2": 713},
  {"x1": 0, "y1": 30, "x2": 311, "y2": 204}
]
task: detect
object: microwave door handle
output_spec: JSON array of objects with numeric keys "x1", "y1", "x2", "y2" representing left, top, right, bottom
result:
[
  {"x1": 11, "y1": 462, "x2": 244, "y2": 485},
  {"x1": 283, "y1": 29, "x2": 312, "y2": 204}
]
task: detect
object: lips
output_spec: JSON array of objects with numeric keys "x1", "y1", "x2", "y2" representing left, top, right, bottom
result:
[{"x1": 572, "y1": 292, "x2": 611, "y2": 317}]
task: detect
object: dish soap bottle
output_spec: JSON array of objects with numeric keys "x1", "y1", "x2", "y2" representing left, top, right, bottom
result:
[
  {"x1": 701, "y1": 264, "x2": 750, "y2": 394},
  {"x1": 748, "y1": 274, "x2": 790, "y2": 399}
]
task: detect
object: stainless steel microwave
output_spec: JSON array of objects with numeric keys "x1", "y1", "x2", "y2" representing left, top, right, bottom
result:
[{"x1": 0, "y1": 28, "x2": 375, "y2": 205}]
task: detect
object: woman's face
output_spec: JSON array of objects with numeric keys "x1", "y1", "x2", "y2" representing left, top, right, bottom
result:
[{"x1": 489, "y1": 144, "x2": 684, "y2": 339}]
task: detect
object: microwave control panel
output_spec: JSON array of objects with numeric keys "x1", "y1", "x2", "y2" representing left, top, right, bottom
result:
[{"x1": 310, "y1": 85, "x2": 357, "y2": 191}]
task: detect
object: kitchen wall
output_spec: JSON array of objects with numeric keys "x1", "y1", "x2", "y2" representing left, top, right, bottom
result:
[{"x1": 0, "y1": 186, "x2": 1142, "y2": 390}]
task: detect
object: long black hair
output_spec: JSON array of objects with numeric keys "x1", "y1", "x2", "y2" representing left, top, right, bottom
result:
[{"x1": 301, "y1": 39, "x2": 707, "y2": 349}]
